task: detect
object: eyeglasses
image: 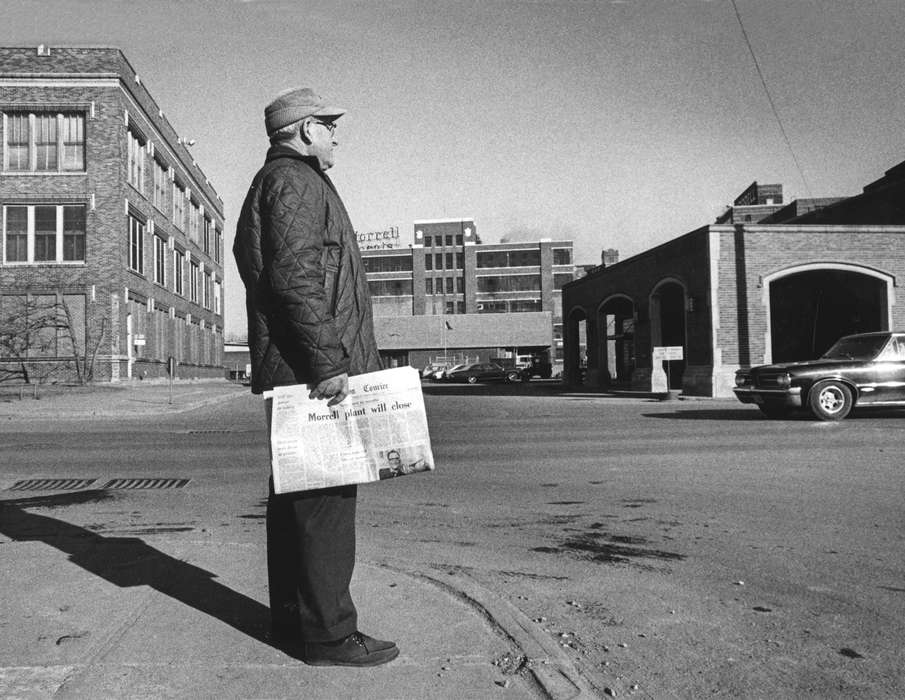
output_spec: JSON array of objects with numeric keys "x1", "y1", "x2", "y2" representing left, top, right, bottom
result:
[{"x1": 314, "y1": 120, "x2": 337, "y2": 135}]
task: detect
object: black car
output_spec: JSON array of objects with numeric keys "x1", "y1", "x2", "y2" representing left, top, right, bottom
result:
[
  {"x1": 444, "y1": 362, "x2": 522, "y2": 384},
  {"x1": 734, "y1": 331, "x2": 905, "y2": 420}
]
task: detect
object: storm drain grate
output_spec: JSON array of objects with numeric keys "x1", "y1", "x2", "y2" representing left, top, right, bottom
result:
[
  {"x1": 7, "y1": 478, "x2": 97, "y2": 491},
  {"x1": 102, "y1": 478, "x2": 191, "y2": 490}
]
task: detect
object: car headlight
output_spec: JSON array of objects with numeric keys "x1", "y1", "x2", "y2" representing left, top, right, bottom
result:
[
  {"x1": 776, "y1": 373, "x2": 791, "y2": 388},
  {"x1": 735, "y1": 372, "x2": 750, "y2": 387}
]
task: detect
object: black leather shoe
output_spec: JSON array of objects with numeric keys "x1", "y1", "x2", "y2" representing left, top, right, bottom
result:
[{"x1": 300, "y1": 632, "x2": 399, "y2": 667}]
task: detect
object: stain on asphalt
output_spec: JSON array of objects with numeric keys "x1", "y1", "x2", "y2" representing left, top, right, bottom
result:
[
  {"x1": 238, "y1": 514, "x2": 265, "y2": 519},
  {"x1": 621, "y1": 498, "x2": 657, "y2": 509},
  {"x1": 752, "y1": 606, "x2": 773, "y2": 613},
  {"x1": 496, "y1": 569, "x2": 569, "y2": 581},
  {"x1": 56, "y1": 631, "x2": 89, "y2": 645},
  {"x1": 533, "y1": 530, "x2": 684, "y2": 564},
  {"x1": 839, "y1": 647, "x2": 865, "y2": 659},
  {"x1": 117, "y1": 526, "x2": 195, "y2": 535},
  {"x1": 879, "y1": 585, "x2": 905, "y2": 593},
  {"x1": 540, "y1": 483, "x2": 559, "y2": 488},
  {"x1": 588, "y1": 518, "x2": 618, "y2": 527},
  {"x1": 547, "y1": 501, "x2": 586, "y2": 505}
]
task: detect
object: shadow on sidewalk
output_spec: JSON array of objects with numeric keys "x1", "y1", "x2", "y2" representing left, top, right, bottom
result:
[{"x1": 0, "y1": 490, "x2": 272, "y2": 646}]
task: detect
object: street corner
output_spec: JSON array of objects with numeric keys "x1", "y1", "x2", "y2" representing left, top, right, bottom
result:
[{"x1": 366, "y1": 561, "x2": 597, "y2": 699}]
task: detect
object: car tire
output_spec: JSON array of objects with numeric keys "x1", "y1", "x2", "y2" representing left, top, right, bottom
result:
[
  {"x1": 506, "y1": 371, "x2": 520, "y2": 383},
  {"x1": 758, "y1": 402, "x2": 791, "y2": 419},
  {"x1": 808, "y1": 380, "x2": 853, "y2": 421},
  {"x1": 466, "y1": 375, "x2": 478, "y2": 384}
]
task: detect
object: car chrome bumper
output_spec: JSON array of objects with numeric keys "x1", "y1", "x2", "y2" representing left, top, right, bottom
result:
[{"x1": 733, "y1": 386, "x2": 802, "y2": 407}]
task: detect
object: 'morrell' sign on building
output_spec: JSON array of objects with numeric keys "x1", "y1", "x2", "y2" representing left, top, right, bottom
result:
[{"x1": 357, "y1": 227, "x2": 401, "y2": 250}]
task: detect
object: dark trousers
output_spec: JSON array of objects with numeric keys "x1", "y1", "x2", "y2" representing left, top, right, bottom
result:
[
  {"x1": 266, "y1": 481, "x2": 359, "y2": 643},
  {"x1": 264, "y1": 401, "x2": 359, "y2": 643}
]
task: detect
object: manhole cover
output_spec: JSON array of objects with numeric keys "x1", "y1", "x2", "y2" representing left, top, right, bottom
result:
[
  {"x1": 102, "y1": 478, "x2": 190, "y2": 490},
  {"x1": 7, "y1": 478, "x2": 97, "y2": 491}
]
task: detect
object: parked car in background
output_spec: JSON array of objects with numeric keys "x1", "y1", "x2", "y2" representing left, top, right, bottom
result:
[
  {"x1": 494, "y1": 353, "x2": 553, "y2": 381},
  {"x1": 733, "y1": 331, "x2": 905, "y2": 420},
  {"x1": 429, "y1": 363, "x2": 465, "y2": 381},
  {"x1": 519, "y1": 357, "x2": 553, "y2": 380},
  {"x1": 443, "y1": 362, "x2": 522, "y2": 384}
]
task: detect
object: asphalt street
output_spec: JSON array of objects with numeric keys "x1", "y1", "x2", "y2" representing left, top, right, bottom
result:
[{"x1": 1, "y1": 381, "x2": 903, "y2": 698}]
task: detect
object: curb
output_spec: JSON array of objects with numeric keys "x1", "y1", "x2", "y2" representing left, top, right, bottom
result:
[{"x1": 378, "y1": 562, "x2": 598, "y2": 700}]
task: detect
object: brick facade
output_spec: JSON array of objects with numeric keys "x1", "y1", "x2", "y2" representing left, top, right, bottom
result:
[
  {"x1": 0, "y1": 46, "x2": 224, "y2": 384},
  {"x1": 563, "y1": 162, "x2": 905, "y2": 397}
]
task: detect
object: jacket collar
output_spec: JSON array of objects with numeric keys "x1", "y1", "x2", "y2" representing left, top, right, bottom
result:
[
  {"x1": 265, "y1": 143, "x2": 337, "y2": 193},
  {"x1": 266, "y1": 143, "x2": 321, "y2": 169}
]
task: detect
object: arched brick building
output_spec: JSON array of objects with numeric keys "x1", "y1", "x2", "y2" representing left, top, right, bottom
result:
[{"x1": 563, "y1": 161, "x2": 905, "y2": 397}]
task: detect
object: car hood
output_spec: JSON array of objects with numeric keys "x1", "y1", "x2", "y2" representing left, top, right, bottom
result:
[{"x1": 751, "y1": 358, "x2": 866, "y2": 373}]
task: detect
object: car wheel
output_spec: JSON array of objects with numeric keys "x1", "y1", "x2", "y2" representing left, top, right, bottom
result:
[
  {"x1": 466, "y1": 375, "x2": 478, "y2": 384},
  {"x1": 758, "y1": 402, "x2": 791, "y2": 419},
  {"x1": 506, "y1": 371, "x2": 520, "y2": 382},
  {"x1": 808, "y1": 380, "x2": 853, "y2": 421}
]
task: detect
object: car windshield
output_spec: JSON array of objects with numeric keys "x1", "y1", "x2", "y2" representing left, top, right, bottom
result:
[{"x1": 821, "y1": 335, "x2": 889, "y2": 360}]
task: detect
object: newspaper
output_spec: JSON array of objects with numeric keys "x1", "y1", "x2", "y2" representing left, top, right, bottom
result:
[{"x1": 265, "y1": 366, "x2": 435, "y2": 494}]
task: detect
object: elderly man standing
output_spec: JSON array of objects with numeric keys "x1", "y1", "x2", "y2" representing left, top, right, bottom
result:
[{"x1": 233, "y1": 88, "x2": 397, "y2": 667}]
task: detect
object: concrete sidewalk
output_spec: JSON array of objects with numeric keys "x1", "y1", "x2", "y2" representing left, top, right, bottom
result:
[
  {"x1": 0, "y1": 382, "x2": 597, "y2": 699},
  {"x1": 0, "y1": 379, "x2": 249, "y2": 420}
]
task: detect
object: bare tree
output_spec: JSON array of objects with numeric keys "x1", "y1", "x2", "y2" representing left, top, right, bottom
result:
[{"x1": 0, "y1": 293, "x2": 108, "y2": 385}]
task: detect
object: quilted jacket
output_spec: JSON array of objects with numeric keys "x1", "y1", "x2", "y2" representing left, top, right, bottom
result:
[{"x1": 233, "y1": 145, "x2": 381, "y2": 394}]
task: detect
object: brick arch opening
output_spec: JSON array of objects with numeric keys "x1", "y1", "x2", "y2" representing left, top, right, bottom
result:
[
  {"x1": 596, "y1": 295, "x2": 636, "y2": 388},
  {"x1": 767, "y1": 267, "x2": 891, "y2": 362},
  {"x1": 565, "y1": 306, "x2": 588, "y2": 385},
  {"x1": 650, "y1": 280, "x2": 686, "y2": 390}
]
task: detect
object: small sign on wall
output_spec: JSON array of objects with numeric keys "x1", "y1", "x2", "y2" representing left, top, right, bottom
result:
[{"x1": 652, "y1": 345, "x2": 683, "y2": 361}]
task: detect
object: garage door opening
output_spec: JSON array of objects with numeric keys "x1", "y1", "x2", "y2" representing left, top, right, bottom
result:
[
  {"x1": 598, "y1": 297, "x2": 635, "y2": 387},
  {"x1": 565, "y1": 307, "x2": 588, "y2": 385},
  {"x1": 651, "y1": 282, "x2": 686, "y2": 389},
  {"x1": 769, "y1": 269, "x2": 888, "y2": 362}
]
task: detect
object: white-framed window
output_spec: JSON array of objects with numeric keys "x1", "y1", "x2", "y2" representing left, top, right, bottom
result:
[
  {"x1": 214, "y1": 227, "x2": 222, "y2": 263},
  {"x1": 153, "y1": 235, "x2": 167, "y2": 286},
  {"x1": 203, "y1": 216, "x2": 211, "y2": 254},
  {"x1": 126, "y1": 130, "x2": 145, "y2": 192},
  {"x1": 3, "y1": 111, "x2": 85, "y2": 172},
  {"x1": 2, "y1": 204, "x2": 86, "y2": 264},
  {"x1": 202, "y1": 271, "x2": 211, "y2": 309},
  {"x1": 188, "y1": 201, "x2": 199, "y2": 243},
  {"x1": 213, "y1": 279, "x2": 221, "y2": 314},
  {"x1": 128, "y1": 212, "x2": 145, "y2": 274},
  {"x1": 174, "y1": 249, "x2": 185, "y2": 296},
  {"x1": 172, "y1": 181, "x2": 186, "y2": 229},
  {"x1": 152, "y1": 159, "x2": 168, "y2": 211},
  {"x1": 189, "y1": 261, "x2": 199, "y2": 302}
]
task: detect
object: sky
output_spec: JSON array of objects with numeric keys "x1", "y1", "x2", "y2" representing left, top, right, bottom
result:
[{"x1": 2, "y1": 0, "x2": 903, "y2": 337}]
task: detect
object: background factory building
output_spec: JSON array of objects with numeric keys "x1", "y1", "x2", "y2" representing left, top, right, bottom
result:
[
  {"x1": 361, "y1": 218, "x2": 576, "y2": 373},
  {"x1": 0, "y1": 46, "x2": 225, "y2": 384},
  {"x1": 563, "y1": 161, "x2": 905, "y2": 397}
]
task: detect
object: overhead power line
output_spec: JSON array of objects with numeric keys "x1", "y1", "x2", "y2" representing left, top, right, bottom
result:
[{"x1": 730, "y1": 0, "x2": 812, "y2": 197}]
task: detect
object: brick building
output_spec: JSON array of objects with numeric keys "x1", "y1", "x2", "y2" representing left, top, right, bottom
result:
[
  {"x1": 0, "y1": 46, "x2": 225, "y2": 384},
  {"x1": 562, "y1": 160, "x2": 905, "y2": 397},
  {"x1": 361, "y1": 218, "x2": 576, "y2": 372}
]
